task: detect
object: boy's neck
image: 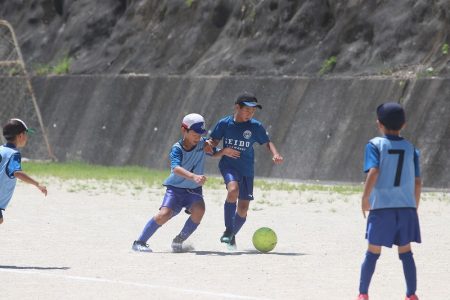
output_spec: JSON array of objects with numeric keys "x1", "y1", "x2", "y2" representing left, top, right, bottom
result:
[
  {"x1": 5, "y1": 142, "x2": 17, "y2": 148},
  {"x1": 382, "y1": 129, "x2": 401, "y2": 136}
]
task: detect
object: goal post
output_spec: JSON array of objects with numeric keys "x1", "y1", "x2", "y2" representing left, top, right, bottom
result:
[{"x1": 0, "y1": 19, "x2": 56, "y2": 161}]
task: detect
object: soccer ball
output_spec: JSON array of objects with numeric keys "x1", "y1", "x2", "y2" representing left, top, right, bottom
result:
[{"x1": 252, "y1": 227, "x2": 277, "y2": 253}]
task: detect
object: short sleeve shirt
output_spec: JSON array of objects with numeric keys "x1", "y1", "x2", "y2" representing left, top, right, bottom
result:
[{"x1": 210, "y1": 116, "x2": 270, "y2": 176}]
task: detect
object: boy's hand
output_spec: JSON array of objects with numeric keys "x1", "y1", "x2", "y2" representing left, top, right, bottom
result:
[
  {"x1": 204, "y1": 140, "x2": 214, "y2": 155},
  {"x1": 272, "y1": 154, "x2": 283, "y2": 164},
  {"x1": 192, "y1": 174, "x2": 207, "y2": 186},
  {"x1": 361, "y1": 196, "x2": 370, "y2": 218},
  {"x1": 222, "y1": 148, "x2": 240, "y2": 159},
  {"x1": 37, "y1": 184, "x2": 48, "y2": 196}
]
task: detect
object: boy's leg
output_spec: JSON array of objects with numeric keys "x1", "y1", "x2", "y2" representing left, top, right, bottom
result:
[
  {"x1": 233, "y1": 200, "x2": 250, "y2": 236},
  {"x1": 0, "y1": 209, "x2": 3, "y2": 224},
  {"x1": 222, "y1": 181, "x2": 239, "y2": 242},
  {"x1": 137, "y1": 207, "x2": 173, "y2": 243},
  {"x1": 359, "y1": 244, "x2": 381, "y2": 295},
  {"x1": 232, "y1": 176, "x2": 254, "y2": 237},
  {"x1": 398, "y1": 244, "x2": 417, "y2": 297},
  {"x1": 172, "y1": 197, "x2": 205, "y2": 252},
  {"x1": 179, "y1": 200, "x2": 205, "y2": 240}
]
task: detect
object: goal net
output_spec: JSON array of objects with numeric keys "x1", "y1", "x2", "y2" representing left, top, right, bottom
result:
[{"x1": 0, "y1": 20, "x2": 55, "y2": 160}]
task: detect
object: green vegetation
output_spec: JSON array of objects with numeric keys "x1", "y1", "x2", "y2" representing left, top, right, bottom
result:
[
  {"x1": 23, "y1": 161, "x2": 362, "y2": 193},
  {"x1": 416, "y1": 66, "x2": 437, "y2": 78},
  {"x1": 318, "y1": 56, "x2": 337, "y2": 76},
  {"x1": 442, "y1": 43, "x2": 449, "y2": 55},
  {"x1": 185, "y1": 0, "x2": 194, "y2": 8},
  {"x1": 35, "y1": 55, "x2": 71, "y2": 75}
]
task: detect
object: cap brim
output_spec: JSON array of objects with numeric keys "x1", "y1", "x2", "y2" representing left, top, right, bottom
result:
[
  {"x1": 241, "y1": 101, "x2": 262, "y2": 109},
  {"x1": 26, "y1": 128, "x2": 36, "y2": 134},
  {"x1": 193, "y1": 129, "x2": 207, "y2": 134}
]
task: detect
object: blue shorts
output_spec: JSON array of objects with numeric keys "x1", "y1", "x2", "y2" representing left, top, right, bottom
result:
[
  {"x1": 365, "y1": 208, "x2": 421, "y2": 247},
  {"x1": 161, "y1": 186, "x2": 203, "y2": 215},
  {"x1": 220, "y1": 167, "x2": 254, "y2": 200}
]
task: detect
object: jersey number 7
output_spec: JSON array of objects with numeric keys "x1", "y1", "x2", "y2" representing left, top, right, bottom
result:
[{"x1": 388, "y1": 149, "x2": 405, "y2": 187}]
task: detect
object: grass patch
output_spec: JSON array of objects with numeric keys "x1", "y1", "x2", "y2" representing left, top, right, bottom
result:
[
  {"x1": 23, "y1": 161, "x2": 363, "y2": 193},
  {"x1": 318, "y1": 56, "x2": 337, "y2": 76},
  {"x1": 34, "y1": 55, "x2": 71, "y2": 75}
]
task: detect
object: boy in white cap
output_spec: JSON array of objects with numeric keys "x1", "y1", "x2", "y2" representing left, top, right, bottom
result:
[
  {"x1": 132, "y1": 113, "x2": 215, "y2": 253},
  {"x1": 1, "y1": 118, "x2": 48, "y2": 224}
]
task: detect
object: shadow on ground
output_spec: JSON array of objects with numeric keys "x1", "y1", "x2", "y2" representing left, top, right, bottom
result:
[
  {"x1": 189, "y1": 250, "x2": 307, "y2": 256},
  {"x1": 0, "y1": 265, "x2": 70, "y2": 270}
]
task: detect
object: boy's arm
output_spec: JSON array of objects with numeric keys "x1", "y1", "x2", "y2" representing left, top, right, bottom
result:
[
  {"x1": 415, "y1": 177, "x2": 422, "y2": 209},
  {"x1": 361, "y1": 168, "x2": 379, "y2": 218},
  {"x1": 13, "y1": 171, "x2": 47, "y2": 196},
  {"x1": 265, "y1": 142, "x2": 283, "y2": 164},
  {"x1": 173, "y1": 166, "x2": 206, "y2": 186},
  {"x1": 212, "y1": 147, "x2": 240, "y2": 159}
]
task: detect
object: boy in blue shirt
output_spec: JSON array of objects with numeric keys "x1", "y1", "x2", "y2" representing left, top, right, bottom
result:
[
  {"x1": 132, "y1": 113, "x2": 214, "y2": 253},
  {"x1": 208, "y1": 93, "x2": 283, "y2": 249},
  {"x1": 1, "y1": 119, "x2": 48, "y2": 224},
  {"x1": 357, "y1": 103, "x2": 421, "y2": 300}
]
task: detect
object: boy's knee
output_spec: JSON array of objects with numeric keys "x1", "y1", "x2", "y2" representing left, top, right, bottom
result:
[
  {"x1": 0, "y1": 217, "x2": 3, "y2": 224},
  {"x1": 155, "y1": 209, "x2": 173, "y2": 224}
]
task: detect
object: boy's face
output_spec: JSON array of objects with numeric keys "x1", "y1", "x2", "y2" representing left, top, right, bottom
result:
[
  {"x1": 15, "y1": 131, "x2": 28, "y2": 148},
  {"x1": 235, "y1": 105, "x2": 257, "y2": 122},
  {"x1": 182, "y1": 128, "x2": 202, "y2": 148}
]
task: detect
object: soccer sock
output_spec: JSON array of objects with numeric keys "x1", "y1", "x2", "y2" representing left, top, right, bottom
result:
[
  {"x1": 233, "y1": 213, "x2": 246, "y2": 236},
  {"x1": 179, "y1": 217, "x2": 199, "y2": 240},
  {"x1": 359, "y1": 251, "x2": 380, "y2": 294},
  {"x1": 224, "y1": 201, "x2": 237, "y2": 231},
  {"x1": 137, "y1": 217, "x2": 161, "y2": 243},
  {"x1": 399, "y1": 251, "x2": 417, "y2": 297}
]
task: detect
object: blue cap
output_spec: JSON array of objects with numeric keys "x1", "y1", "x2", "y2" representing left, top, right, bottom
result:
[
  {"x1": 235, "y1": 93, "x2": 262, "y2": 109},
  {"x1": 376, "y1": 102, "x2": 405, "y2": 130}
]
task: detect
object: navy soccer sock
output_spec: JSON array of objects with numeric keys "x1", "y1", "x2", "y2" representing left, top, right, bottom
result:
[
  {"x1": 224, "y1": 201, "x2": 237, "y2": 231},
  {"x1": 233, "y1": 213, "x2": 246, "y2": 236},
  {"x1": 399, "y1": 251, "x2": 417, "y2": 297},
  {"x1": 137, "y1": 217, "x2": 161, "y2": 243},
  {"x1": 179, "y1": 217, "x2": 199, "y2": 240},
  {"x1": 359, "y1": 251, "x2": 380, "y2": 294}
]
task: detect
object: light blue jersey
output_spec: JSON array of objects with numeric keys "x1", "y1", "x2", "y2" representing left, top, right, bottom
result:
[
  {"x1": 364, "y1": 135, "x2": 420, "y2": 210},
  {"x1": 163, "y1": 138, "x2": 207, "y2": 189},
  {"x1": 0, "y1": 144, "x2": 22, "y2": 209},
  {"x1": 210, "y1": 115, "x2": 270, "y2": 177}
]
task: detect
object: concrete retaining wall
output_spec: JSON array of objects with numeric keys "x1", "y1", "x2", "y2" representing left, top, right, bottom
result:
[{"x1": 18, "y1": 76, "x2": 450, "y2": 188}]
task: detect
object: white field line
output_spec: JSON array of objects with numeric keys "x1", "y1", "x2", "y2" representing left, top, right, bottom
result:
[{"x1": 0, "y1": 268, "x2": 272, "y2": 300}]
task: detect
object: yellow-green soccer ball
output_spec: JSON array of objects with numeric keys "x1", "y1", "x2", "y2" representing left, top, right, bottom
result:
[{"x1": 252, "y1": 227, "x2": 277, "y2": 253}]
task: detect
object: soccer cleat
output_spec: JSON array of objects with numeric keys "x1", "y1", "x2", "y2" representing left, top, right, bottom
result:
[
  {"x1": 356, "y1": 294, "x2": 369, "y2": 300},
  {"x1": 132, "y1": 240, "x2": 152, "y2": 252},
  {"x1": 171, "y1": 235, "x2": 185, "y2": 253},
  {"x1": 405, "y1": 295, "x2": 419, "y2": 300},
  {"x1": 226, "y1": 235, "x2": 237, "y2": 251},
  {"x1": 220, "y1": 229, "x2": 234, "y2": 244}
]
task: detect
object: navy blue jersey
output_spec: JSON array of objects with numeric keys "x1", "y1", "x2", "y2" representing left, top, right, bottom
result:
[
  {"x1": 210, "y1": 115, "x2": 270, "y2": 176},
  {"x1": 364, "y1": 135, "x2": 420, "y2": 209},
  {"x1": 0, "y1": 144, "x2": 22, "y2": 209}
]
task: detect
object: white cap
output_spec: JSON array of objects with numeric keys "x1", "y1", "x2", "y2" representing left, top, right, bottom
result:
[{"x1": 182, "y1": 113, "x2": 207, "y2": 134}]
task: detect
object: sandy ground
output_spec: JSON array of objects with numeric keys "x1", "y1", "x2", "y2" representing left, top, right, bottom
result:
[{"x1": 1, "y1": 179, "x2": 449, "y2": 300}]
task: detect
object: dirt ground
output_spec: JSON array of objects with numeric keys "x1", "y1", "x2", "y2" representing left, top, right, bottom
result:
[{"x1": 1, "y1": 179, "x2": 449, "y2": 300}]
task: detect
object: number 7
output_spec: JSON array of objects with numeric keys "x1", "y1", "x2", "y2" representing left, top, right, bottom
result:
[{"x1": 388, "y1": 149, "x2": 405, "y2": 186}]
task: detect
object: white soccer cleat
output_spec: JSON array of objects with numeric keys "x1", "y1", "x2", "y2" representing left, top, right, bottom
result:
[{"x1": 132, "y1": 240, "x2": 152, "y2": 252}]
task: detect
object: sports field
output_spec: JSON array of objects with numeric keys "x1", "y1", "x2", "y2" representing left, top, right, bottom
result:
[{"x1": 0, "y1": 164, "x2": 449, "y2": 299}]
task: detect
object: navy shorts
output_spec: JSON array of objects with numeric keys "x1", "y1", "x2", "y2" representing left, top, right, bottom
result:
[
  {"x1": 161, "y1": 186, "x2": 203, "y2": 215},
  {"x1": 365, "y1": 208, "x2": 421, "y2": 247},
  {"x1": 219, "y1": 167, "x2": 254, "y2": 200}
]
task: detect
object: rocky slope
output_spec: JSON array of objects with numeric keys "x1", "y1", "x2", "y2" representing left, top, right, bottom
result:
[{"x1": 1, "y1": 0, "x2": 449, "y2": 77}]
